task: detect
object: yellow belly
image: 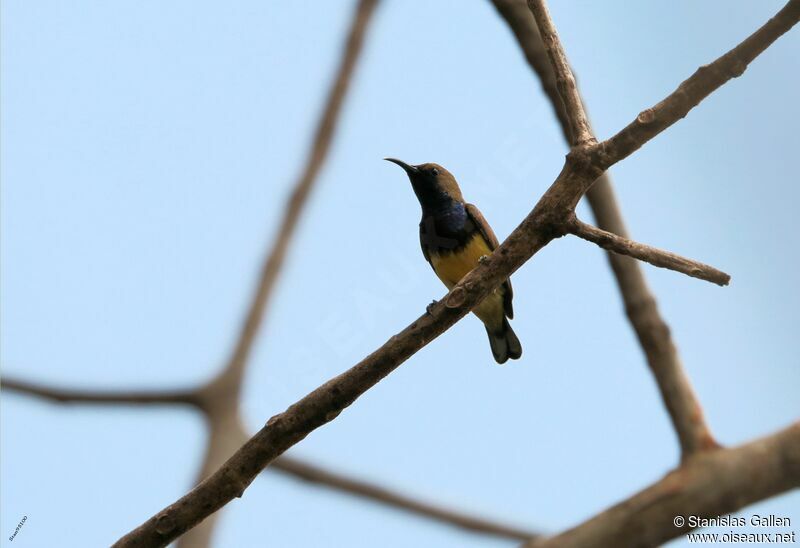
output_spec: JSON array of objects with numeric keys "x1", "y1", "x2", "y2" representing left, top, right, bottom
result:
[
  {"x1": 429, "y1": 233, "x2": 491, "y2": 288},
  {"x1": 429, "y1": 233, "x2": 504, "y2": 329}
]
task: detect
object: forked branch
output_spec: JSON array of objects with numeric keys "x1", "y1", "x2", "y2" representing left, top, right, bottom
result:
[
  {"x1": 489, "y1": 0, "x2": 718, "y2": 457},
  {"x1": 112, "y1": 3, "x2": 800, "y2": 545}
]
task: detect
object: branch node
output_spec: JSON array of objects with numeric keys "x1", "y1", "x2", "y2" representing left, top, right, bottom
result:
[
  {"x1": 155, "y1": 513, "x2": 176, "y2": 535},
  {"x1": 728, "y1": 57, "x2": 748, "y2": 78},
  {"x1": 445, "y1": 287, "x2": 467, "y2": 309},
  {"x1": 325, "y1": 409, "x2": 342, "y2": 422},
  {"x1": 636, "y1": 108, "x2": 656, "y2": 124}
]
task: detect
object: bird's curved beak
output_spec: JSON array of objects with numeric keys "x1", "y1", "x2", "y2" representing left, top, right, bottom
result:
[{"x1": 384, "y1": 157, "x2": 418, "y2": 175}]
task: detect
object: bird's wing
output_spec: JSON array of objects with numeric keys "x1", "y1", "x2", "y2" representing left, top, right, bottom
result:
[{"x1": 465, "y1": 203, "x2": 514, "y2": 319}]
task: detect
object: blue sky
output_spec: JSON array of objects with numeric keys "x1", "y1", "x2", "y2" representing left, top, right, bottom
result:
[{"x1": 2, "y1": 1, "x2": 798, "y2": 546}]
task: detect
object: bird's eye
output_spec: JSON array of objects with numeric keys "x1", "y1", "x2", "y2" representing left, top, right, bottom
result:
[{"x1": 430, "y1": 168, "x2": 439, "y2": 177}]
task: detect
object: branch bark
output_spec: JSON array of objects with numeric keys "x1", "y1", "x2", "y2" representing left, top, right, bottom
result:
[
  {"x1": 113, "y1": 3, "x2": 800, "y2": 544},
  {"x1": 569, "y1": 219, "x2": 731, "y2": 286},
  {"x1": 525, "y1": 422, "x2": 800, "y2": 548},
  {"x1": 492, "y1": 0, "x2": 716, "y2": 457}
]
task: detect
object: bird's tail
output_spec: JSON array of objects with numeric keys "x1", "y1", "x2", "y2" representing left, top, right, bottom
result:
[{"x1": 486, "y1": 318, "x2": 522, "y2": 364}]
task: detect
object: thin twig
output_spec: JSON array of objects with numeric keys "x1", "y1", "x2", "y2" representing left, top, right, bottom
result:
[
  {"x1": 273, "y1": 456, "x2": 539, "y2": 541},
  {"x1": 112, "y1": 4, "x2": 800, "y2": 544},
  {"x1": 569, "y1": 219, "x2": 731, "y2": 286},
  {"x1": 524, "y1": 422, "x2": 800, "y2": 548},
  {"x1": 2, "y1": 377, "x2": 200, "y2": 407}
]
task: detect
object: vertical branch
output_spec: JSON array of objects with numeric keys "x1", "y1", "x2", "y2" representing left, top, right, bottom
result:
[
  {"x1": 491, "y1": 0, "x2": 718, "y2": 457},
  {"x1": 181, "y1": 1, "x2": 381, "y2": 545},
  {"x1": 524, "y1": 0, "x2": 593, "y2": 146},
  {"x1": 178, "y1": 411, "x2": 250, "y2": 548}
]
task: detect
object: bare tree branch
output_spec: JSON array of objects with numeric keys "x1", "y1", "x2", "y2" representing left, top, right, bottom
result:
[
  {"x1": 490, "y1": 0, "x2": 718, "y2": 456},
  {"x1": 272, "y1": 456, "x2": 539, "y2": 541},
  {"x1": 569, "y1": 219, "x2": 731, "y2": 286},
  {"x1": 525, "y1": 422, "x2": 800, "y2": 548},
  {"x1": 2, "y1": 377, "x2": 201, "y2": 407},
  {"x1": 112, "y1": 3, "x2": 799, "y2": 544}
]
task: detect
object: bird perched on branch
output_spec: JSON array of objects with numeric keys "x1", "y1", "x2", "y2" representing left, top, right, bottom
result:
[{"x1": 385, "y1": 158, "x2": 521, "y2": 364}]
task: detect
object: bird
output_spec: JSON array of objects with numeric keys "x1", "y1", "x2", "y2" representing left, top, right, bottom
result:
[{"x1": 385, "y1": 158, "x2": 521, "y2": 364}]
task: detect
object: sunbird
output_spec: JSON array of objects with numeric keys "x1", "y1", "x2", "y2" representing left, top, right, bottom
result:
[{"x1": 386, "y1": 158, "x2": 522, "y2": 364}]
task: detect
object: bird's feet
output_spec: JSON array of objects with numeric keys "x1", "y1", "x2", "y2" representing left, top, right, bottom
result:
[{"x1": 426, "y1": 299, "x2": 439, "y2": 315}]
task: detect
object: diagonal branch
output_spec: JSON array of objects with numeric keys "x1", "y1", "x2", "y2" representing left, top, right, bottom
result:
[
  {"x1": 490, "y1": 0, "x2": 715, "y2": 456},
  {"x1": 113, "y1": 3, "x2": 799, "y2": 544},
  {"x1": 525, "y1": 422, "x2": 800, "y2": 548},
  {"x1": 272, "y1": 456, "x2": 539, "y2": 541},
  {"x1": 569, "y1": 219, "x2": 731, "y2": 286},
  {"x1": 584, "y1": 183, "x2": 717, "y2": 457},
  {"x1": 2, "y1": 377, "x2": 201, "y2": 408},
  {"x1": 592, "y1": 0, "x2": 800, "y2": 172}
]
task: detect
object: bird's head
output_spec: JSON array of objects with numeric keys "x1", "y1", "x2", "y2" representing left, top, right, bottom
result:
[{"x1": 384, "y1": 158, "x2": 464, "y2": 207}]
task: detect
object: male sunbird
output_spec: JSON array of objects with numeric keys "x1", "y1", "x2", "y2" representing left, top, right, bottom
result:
[{"x1": 386, "y1": 159, "x2": 522, "y2": 364}]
